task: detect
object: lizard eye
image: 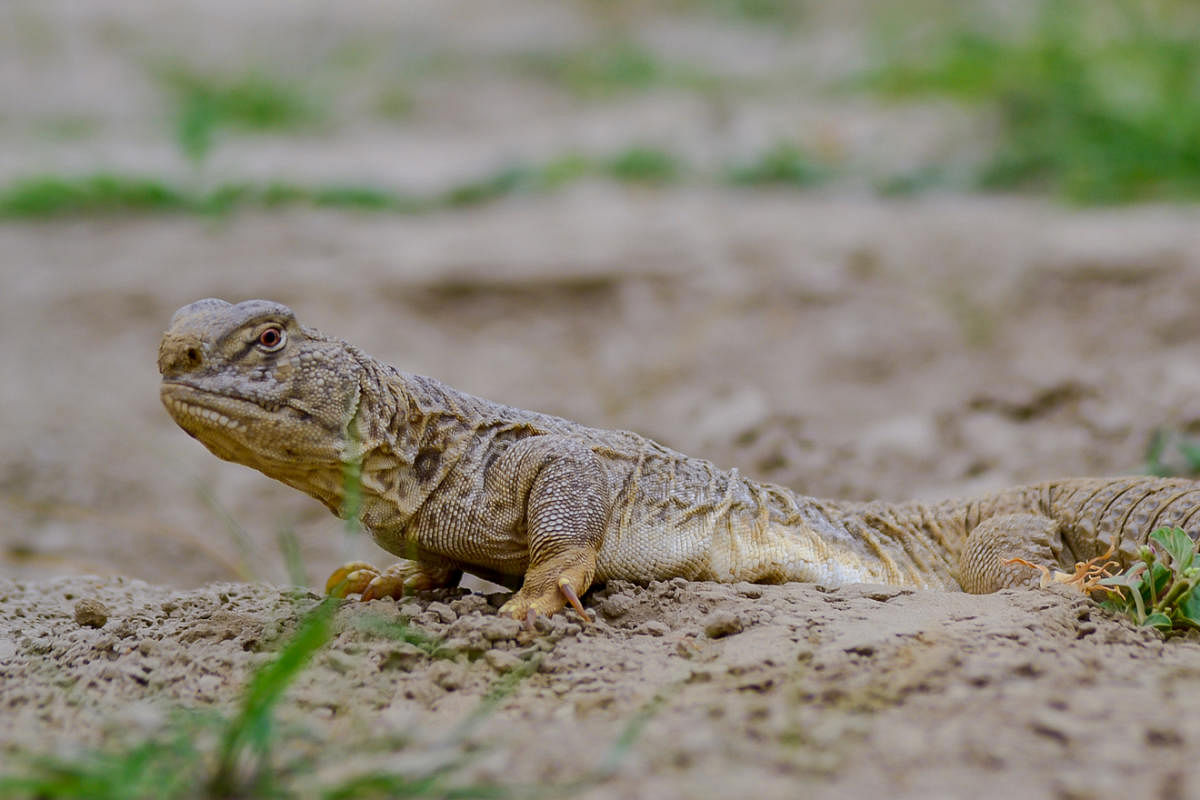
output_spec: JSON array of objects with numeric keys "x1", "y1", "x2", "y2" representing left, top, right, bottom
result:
[{"x1": 257, "y1": 326, "x2": 286, "y2": 352}]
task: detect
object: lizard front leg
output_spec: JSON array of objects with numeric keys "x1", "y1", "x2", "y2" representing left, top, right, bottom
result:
[
  {"x1": 496, "y1": 439, "x2": 611, "y2": 622},
  {"x1": 326, "y1": 555, "x2": 462, "y2": 601},
  {"x1": 956, "y1": 513, "x2": 1064, "y2": 593}
]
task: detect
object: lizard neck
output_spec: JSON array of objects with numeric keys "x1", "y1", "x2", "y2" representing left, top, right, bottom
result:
[{"x1": 343, "y1": 366, "x2": 485, "y2": 545}]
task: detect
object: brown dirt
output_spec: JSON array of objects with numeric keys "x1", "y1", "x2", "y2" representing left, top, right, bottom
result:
[{"x1": 4, "y1": 2, "x2": 1200, "y2": 798}]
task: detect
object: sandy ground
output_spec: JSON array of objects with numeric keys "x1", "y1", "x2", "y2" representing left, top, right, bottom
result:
[{"x1": 5, "y1": 2, "x2": 1200, "y2": 797}]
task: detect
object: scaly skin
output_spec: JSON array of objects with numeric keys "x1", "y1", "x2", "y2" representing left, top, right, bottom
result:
[{"x1": 158, "y1": 299, "x2": 1200, "y2": 620}]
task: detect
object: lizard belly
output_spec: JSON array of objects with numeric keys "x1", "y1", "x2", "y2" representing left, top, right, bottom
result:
[{"x1": 594, "y1": 512, "x2": 884, "y2": 586}]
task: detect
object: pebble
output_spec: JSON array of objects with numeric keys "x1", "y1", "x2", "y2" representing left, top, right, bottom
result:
[
  {"x1": 599, "y1": 594, "x2": 634, "y2": 618},
  {"x1": 428, "y1": 661, "x2": 466, "y2": 691},
  {"x1": 73, "y1": 598, "x2": 109, "y2": 628},
  {"x1": 480, "y1": 617, "x2": 522, "y2": 642},
  {"x1": 426, "y1": 602, "x2": 457, "y2": 623},
  {"x1": 484, "y1": 648, "x2": 523, "y2": 672},
  {"x1": 378, "y1": 642, "x2": 426, "y2": 672},
  {"x1": 449, "y1": 594, "x2": 490, "y2": 616},
  {"x1": 703, "y1": 610, "x2": 744, "y2": 638},
  {"x1": 639, "y1": 621, "x2": 670, "y2": 637}
]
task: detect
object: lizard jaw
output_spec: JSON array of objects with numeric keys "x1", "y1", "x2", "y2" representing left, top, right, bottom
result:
[
  {"x1": 160, "y1": 381, "x2": 253, "y2": 434},
  {"x1": 161, "y1": 381, "x2": 346, "y2": 468}
]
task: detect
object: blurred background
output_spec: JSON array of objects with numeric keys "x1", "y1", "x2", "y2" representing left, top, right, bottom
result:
[{"x1": 4, "y1": 0, "x2": 1200, "y2": 589}]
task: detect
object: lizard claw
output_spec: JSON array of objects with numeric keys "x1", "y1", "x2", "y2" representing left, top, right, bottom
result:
[
  {"x1": 499, "y1": 577, "x2": 593, "y2": 626},
  {"x1": 558, "y1": 579, "x2": 591, "y2": 622},
  {"x1": 1006, "y1": 544, "x2": 1123, "y2": 597}
]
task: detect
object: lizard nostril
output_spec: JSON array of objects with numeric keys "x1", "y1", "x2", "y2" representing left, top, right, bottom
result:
[{"x1": 158, "y1": 333, "x2": 206, "y2": 376}]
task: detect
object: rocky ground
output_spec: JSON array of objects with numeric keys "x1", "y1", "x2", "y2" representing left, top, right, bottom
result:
[{"x1": 3, "y1": 2, "x2": 1200, "y2": 798}]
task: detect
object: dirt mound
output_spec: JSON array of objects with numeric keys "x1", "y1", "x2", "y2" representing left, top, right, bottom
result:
[{"x1": 3, "y1": 575, "x2": 1198, "y2": 798}]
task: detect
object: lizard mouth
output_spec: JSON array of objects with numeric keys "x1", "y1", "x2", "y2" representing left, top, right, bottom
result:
[{"x1": 160, "y1": 382, "x2": 271, "y2": 431}]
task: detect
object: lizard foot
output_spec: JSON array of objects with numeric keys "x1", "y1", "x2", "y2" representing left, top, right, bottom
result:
[
  {"x1": 324, "y1": 560, "x2": 448, "y2": 601},
  {"x1": 498, "y1": 554, "x2": 594, "y2": 625},
  {"x1": 1006, "y1": 544, "x2": 1123, "y2": 597}
]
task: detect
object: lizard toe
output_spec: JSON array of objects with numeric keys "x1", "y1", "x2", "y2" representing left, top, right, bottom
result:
[
  {"x1": 325, "y1": 561, "x2": 380, "y2": 597},
  {"x1": 498, "y1": 577, "x2": 592, "y2": 624}
]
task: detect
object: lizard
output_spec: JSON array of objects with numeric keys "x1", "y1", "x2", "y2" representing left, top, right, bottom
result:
[{"x1": 158, "y1": 298, "x2": 1200, "y2": 622}]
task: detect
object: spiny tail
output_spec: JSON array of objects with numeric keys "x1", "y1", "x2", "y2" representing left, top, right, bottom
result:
[{"x1": 1036, "y1": 477, "x2": 1200, "y2": 565}]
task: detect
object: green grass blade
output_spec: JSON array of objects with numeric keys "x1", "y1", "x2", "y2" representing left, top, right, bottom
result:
[{"x1": 209, "y1": 597, "x2": 338, "y2": 796}]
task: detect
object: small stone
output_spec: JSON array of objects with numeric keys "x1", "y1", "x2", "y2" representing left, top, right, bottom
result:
[
  {"x1": 450, "y1": 594, "x2": 489, "y2": 616},
  {"x1": 428, "y1": 661, "x2": 466, "y2": 691},
  {"x1": 426, "y1": 602, "x2": 457, "y2": 623},
  {"x1": 378, "y1": 642, "x2": 426, "y2": 671},
  {"x1": 480, "y1": 617, "x2": 522, "y2": 642},
  {"x1": 639, "y1": 621, "x2": 670, "y2": 637},
  {"x1": 703, "y1": 610, "x2": 744, "y2": 639},
  {"x1": 323, "y1": 651, "x2": 357, "y2": 675},
  {"x1": 599, "y1": 594, "x2": 634, "y2": 618},
  {"x1": 484, "y1": 648, "x2": 523, "y2": 672},
  {"x1": 74, "y1": 598, "x2": 109, "y2": 628},
  {"x1": 676, "y1": 637, "x2": 704, "y2": 658}
]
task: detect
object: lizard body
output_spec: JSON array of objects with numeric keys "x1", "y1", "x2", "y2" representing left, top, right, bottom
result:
[{"x1": 158, "y1": 299, "x2": 1200, "y2": 618}]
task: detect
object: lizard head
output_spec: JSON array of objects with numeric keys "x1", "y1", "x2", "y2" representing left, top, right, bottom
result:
[{"x1": 158, "y1": 298, "x2": 362, "y2": 477}]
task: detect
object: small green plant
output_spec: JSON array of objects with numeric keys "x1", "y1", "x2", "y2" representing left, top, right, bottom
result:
[
  {"x1": 0, "y1": 174, "x2": 190, "y2": 216},
  {"x1": 208, "y1": 598, "x2": 338, "y2": 797},
  {"x1": 1099, "y1": 528, "x2": 1200, "y2": 632},
  {"x1": 1142, "y1": 428, "x2": 1200, "y2": 478},
  {"x1": 605, "y1": 147, "x2": 680, "y2": 183},
  {"x1": 514, "y1": 41, "x2": 712, "y2": 97},
  {"x1": 0, "y1": 141, "x2": 838, "y2": 221},
  {"x1": 727, "y1": 142, "x2": 829, "y2": 188},
  {"x1": 862, "y1": 0, "x2": 1200, "y2": 204},
  {"x1": 160, "y1": 68, "x2": 322, "y2": 161}
]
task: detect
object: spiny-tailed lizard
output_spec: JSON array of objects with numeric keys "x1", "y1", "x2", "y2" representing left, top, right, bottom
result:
[{"x1": 158, "y1": 299, "x2": 1196, "y2": 621}]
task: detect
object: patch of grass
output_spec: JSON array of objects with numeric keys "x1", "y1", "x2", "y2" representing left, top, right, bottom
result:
[
  {"x1": 0, "y1": 174, "x2": 190, "y2": 216},
  {"x1": 863, "y1": 0, "x2": 1200, "y2": 203},
  {"x1": 1099, "y1": 528, "x2": 1200, "y2": 632},
  {"x1": 514, "y1": 41, "x2": 716, "y2": 97},
  {"x1": 727, "y1": 142, "x2": 829, "y2": 187},
  {"x1": 373, "y1": 84, "x2": 416, "y2": 120},
  {"x1": 1142, "y1": 429, "x2": 1200, "y2": 478},
  {"x1": 352, "y1": 613, "x2": 447, "y2": 657},
  {"x1": 604, "y1": 146, "x2": 681, "y2": 184},
  {"x1": 0, "y1": 174, "x2": 420, "y2": 218},
  {"x1": 159, "y1": 68, "x2": 323, "y2": 161},
  {"x1": 441, "y1": 166, "x2": 537, "y2": 208},
  {"x1": 681, "y1": 0, "x2": 807, "y2": 26},
  {"x1": 0, "y1": 141, "x2": 837, "y2": 219},
  {"x1": 209, "y1": 598, "x2": 338, "y2": 797}
]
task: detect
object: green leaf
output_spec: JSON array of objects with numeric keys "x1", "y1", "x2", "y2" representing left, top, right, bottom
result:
[
  {"x1": 1099, "y1": 564, "x2": 1146, "y2": 587},
  {"x1": 1150, "y1": 527, "x2": 1195, "y2": 571},
  {"x1": 1144, "y1": 611, "x2": 1174, "y2": 630},
  {"x1": 1143, "y1": 561, "x2": 1173, "y2": 604},
  {"x1": 1179, "y1": 584, "x2": 1200, "y2": 628}
]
